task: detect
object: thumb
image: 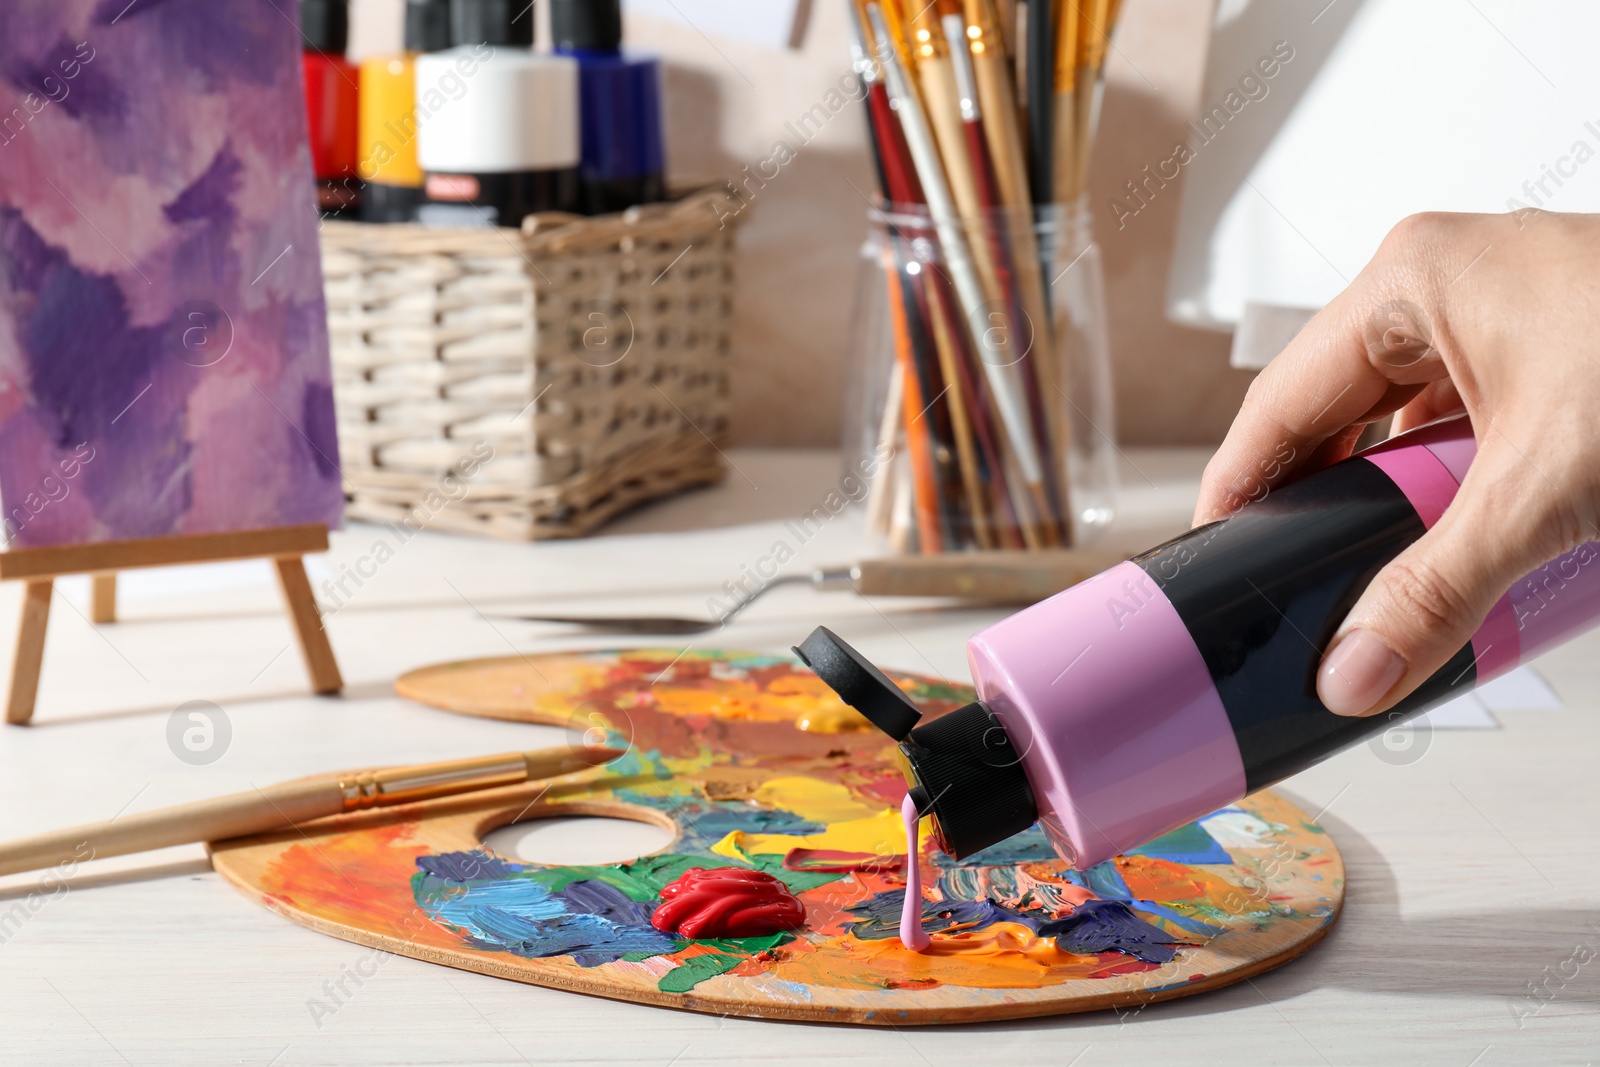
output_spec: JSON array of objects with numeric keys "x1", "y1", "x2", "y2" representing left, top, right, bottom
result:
[{"x1": 1317, "y1": 446, "x2": 1562, "y2": 717}]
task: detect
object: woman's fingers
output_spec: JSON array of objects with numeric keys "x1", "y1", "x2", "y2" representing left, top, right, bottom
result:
[
  {"x1": 1194, "y1": 217, "x2": 1456, "y2": 525},
  {"x1": 1318, "y1": 433, "x2": 1569, "y2": 716},
  {"x1": 1192, "y1": 211, "x2": 1600, "y2": 716},
  {"x1": 1392, "y1": 379, "x2": 1465, "y2": 434}
]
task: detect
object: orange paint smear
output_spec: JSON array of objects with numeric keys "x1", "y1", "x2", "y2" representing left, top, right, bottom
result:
[
  {"x1": 254, "y1": 823, "x2": 466, "y2": 953},
  {"x1": 773, "y1": 922, "x2": 1159, "y2": 990},
  {"x1": 1117, "y1": 854, "x2": 1236, "y2": 906},
  {"x1": 796, "y1": 873, "x2": 898, "y2": 939}
]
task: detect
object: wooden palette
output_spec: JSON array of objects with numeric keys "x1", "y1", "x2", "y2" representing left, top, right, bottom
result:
[{"x1": 211, "y1": 650, "x2": 1345, "y2": 1025}]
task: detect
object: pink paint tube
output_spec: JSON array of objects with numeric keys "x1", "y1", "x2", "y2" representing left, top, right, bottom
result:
[{"x1": 796, "y1": 415, "x2": 1600, "y2": 869}]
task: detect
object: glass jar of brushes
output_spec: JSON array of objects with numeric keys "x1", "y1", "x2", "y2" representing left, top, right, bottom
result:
[{"x1": 845, "y1": 197, "x2": 1117, "y2": 554}]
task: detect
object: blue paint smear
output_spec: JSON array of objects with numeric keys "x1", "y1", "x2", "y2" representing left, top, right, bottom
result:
[
  {"x1": 417, "y1": 851, "x2": 516, "y2": 883},
  {"x1": 1108, "y1": 898, "x2": 1224, "y2": 939},
  {"x1": 610, "y1": 790, "x2": 824, "y2": 854},
  {"x1": 1037, "y1": 900, "x2": 1179, "y2": 964},
  {"x1": 558, "y1": 879, "x2": 659, "y2": 928},
  {"x1": 848, "y1": 893, "x2": 1015, "y2": 941},
  {"x1": 1079, "y1": 861, "x2": 1131, "y2": 901},
  {"x1": 1061, "y1": 862, "x2": 1224, "y2": 938},
  {"x1": 415, "y1": 855, "x2": 678, "y2": 965}
]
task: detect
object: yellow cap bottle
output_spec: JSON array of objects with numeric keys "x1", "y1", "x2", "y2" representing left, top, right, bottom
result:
[{"x1": 358, "y1": 0, "x2": 450, "y2": 221}]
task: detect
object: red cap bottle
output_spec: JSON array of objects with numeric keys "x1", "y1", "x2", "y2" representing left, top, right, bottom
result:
[{"x1": 301, "y1": 0, "x2": 361, "y2": 216}]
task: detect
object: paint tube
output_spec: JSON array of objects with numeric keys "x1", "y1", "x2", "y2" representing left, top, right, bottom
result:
[{"x1": 796, "y1": 414, "x2": 1600, "y2": 867}]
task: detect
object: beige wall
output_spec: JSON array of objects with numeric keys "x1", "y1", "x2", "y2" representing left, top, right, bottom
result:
[{"x1": 638, "y1": 0, "x2": 1253, "y2": 447}]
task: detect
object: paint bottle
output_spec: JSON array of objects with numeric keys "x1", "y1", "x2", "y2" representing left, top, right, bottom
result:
[
  {"x1": 358, "y1": 0, "x2": 451, "y2": 223},
  {"x1": 414, "y1": 0, "x2": 580, "y2": 226},
  {"x1": 797, "y1": 415, "x2": 1600, "y2": 869},
  {"x1": 300, "y1": 0, "x2": 362, "y2": 216},
  {"x1": 550, "y1": 0, "x2": 666, "y2": 215}
]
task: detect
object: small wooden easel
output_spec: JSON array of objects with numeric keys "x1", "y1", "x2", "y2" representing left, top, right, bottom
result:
[{"x1": 1, "y1": 523, "x2": 342, "y2": 725}]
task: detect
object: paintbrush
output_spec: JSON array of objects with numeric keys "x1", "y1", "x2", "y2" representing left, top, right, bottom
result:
[
  {"x1": 1069, "y1": 0, "x2": 1115, "y2": 199},
  {"x1": 912, "y1": 0, "x2": 1007, "y2": 313},
  {"x1": 881, "y1": 236, "x2": 952, "y2": 550},
  {"x1": 965, "y1": 0, "x2": 1032, "y2": 216},
  {"x1": 1024, "y1": 0, "x2": 1055, "y2": 204},
  {"x1": 960, "y1": 0, "x2": 1066, "y2": 546},
  {"x1": 1051, "y1": 0, "x2": 1084, "y2": 204},
  {"x1": 863, "y1": 357, "x2": 904, "y2": 535},
  {"x1": 856, "y1": 3, "x2": 994, "y2": 548},
  {"x1": 867, "y1": 3, "x2": 1053, "y2": 551},
  {"x1": 0, "y1": 745, "x2": 622, "y2": 878},
  {"x1": 850, "y1": 3, "x2": 955, "y2": 547}
]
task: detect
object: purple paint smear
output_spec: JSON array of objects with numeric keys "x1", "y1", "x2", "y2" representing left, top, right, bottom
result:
[{"x1": 0, "y1": 0, "x2": 341, "y2": 546}]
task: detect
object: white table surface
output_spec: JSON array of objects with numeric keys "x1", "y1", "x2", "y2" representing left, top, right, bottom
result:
[{"x1": 2, "y1": 448, "x2": 1597, "y2": 1066}]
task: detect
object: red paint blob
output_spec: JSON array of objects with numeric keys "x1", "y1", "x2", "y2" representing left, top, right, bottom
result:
[{"x1": 651, "y1": 867, "x2": 806, "y2": 939}]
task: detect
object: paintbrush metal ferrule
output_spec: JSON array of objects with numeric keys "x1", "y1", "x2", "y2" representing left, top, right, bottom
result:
[
  {"x1": 909, "y1": 14, "x2": 949, "y2": 63},
  {"x1": 338, "y1": 748, "x2": 619, "y2": 809}
]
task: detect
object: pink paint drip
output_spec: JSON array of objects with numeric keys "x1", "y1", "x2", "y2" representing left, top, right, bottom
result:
[{"x1": 900, "y1": 793, "x2": 930, "y2": 951}]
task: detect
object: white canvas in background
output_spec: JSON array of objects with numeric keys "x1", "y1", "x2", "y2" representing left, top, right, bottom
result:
[
  {"x1": 622, "y1": 0, "x2": 809, "y2": 49},
  {"x1": 1167, "y1": 0, "x2": 1600, "y2": 330}
]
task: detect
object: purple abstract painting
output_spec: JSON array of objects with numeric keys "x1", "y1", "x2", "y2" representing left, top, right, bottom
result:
[{"x1": 0, "y1": 0, "x2": 343, "y2": 547}]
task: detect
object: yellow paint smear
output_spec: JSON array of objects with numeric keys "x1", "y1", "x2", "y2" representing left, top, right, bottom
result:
[
  {"x1": 652, "y1": 675, "x2": 843, "y2": 724},
  {"x1": 751, "y1": 777, "x2": 885, "y2": 823},
  {"x1": 712, "y1": 809, "x2": 905, "y2": 863},
  {"x1": 794, "y1": 703, "x2": 872, "y2": 733}
]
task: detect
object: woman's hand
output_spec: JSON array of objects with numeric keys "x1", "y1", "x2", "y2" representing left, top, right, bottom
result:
[{"x1": 1193, "y1": 209, "x2": 1600, "y2": 717}]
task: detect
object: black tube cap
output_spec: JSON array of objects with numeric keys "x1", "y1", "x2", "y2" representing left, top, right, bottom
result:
[
  {"x1": 794, "y1": 625, "x2": 1038, "y2": 861},
  {"x1": 792, "y1": 626, "x2": 923, "y2": 740},
  {"x1": 300, "y1": 0, "x2": 350, "y2": 54},
  {"x1": 452, "y1": 0, "x2": 536, "y2": 47},
  {"x1": 405, "y1": 0, "x2": 453, "y2": 51},
  {"x1": 903, "y1": 701, "x2": 1037, "y2": 860},
  {"x1": 551, "y1": 0, "x2": 623, "y2": 52}
]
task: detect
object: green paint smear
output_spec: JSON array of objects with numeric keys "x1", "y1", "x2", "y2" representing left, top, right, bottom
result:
[
  {"x1": 604, "y1": 748, "x2": 677, "y2": 782},
  {"x1": 657, "y1": 952, "x2": 744, "y2": 992},
  {"x1": 703, "y1": 931, "x2": 790, "y2": 955},
  {"x1": 655, "y1": 932, "x2": 793, "y2": 993},
  {"x1": 511, "y1": 852, "x2": 843, "y2": 906}
]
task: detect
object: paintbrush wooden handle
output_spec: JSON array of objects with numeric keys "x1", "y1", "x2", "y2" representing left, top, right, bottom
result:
[
  {"x1": 847, "y1": 549, "x2": 1124, "y2": 601},
  {"x1": 0, "y1": 746, "x2": 617, "y2": 878},
  {"x1": 0, "y1": 777, "x2": 343, "y2": 877}
]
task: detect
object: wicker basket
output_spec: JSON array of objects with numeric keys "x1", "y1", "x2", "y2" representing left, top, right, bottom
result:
[{"x1": 321, "y1": 186, "x2": 745, "y2": 540}]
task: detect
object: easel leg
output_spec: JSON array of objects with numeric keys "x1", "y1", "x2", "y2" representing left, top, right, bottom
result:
[
  {"x1": 90, "y1": 573, "x2": 117, "y2": 624},
  {"x1": 8, "y1": 579, "x2": 52, "y2": 725},
  {"x1": 273, "y1": 557, "x2": 342, "y2": 694}
]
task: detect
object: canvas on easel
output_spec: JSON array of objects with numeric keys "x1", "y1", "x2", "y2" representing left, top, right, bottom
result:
[{"x1": 0, "y1": 0, "x2": 345, "y2": 722}]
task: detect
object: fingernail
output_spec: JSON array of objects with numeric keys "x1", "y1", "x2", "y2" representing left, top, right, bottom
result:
[{"x1": 1319, "y1": 630, "x2": 1405, "y2": 716}]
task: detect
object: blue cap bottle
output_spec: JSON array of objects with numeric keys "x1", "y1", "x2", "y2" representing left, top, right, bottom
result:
[{"x1": 551, "y1": 0, "x2": 666, "y2": 214}]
